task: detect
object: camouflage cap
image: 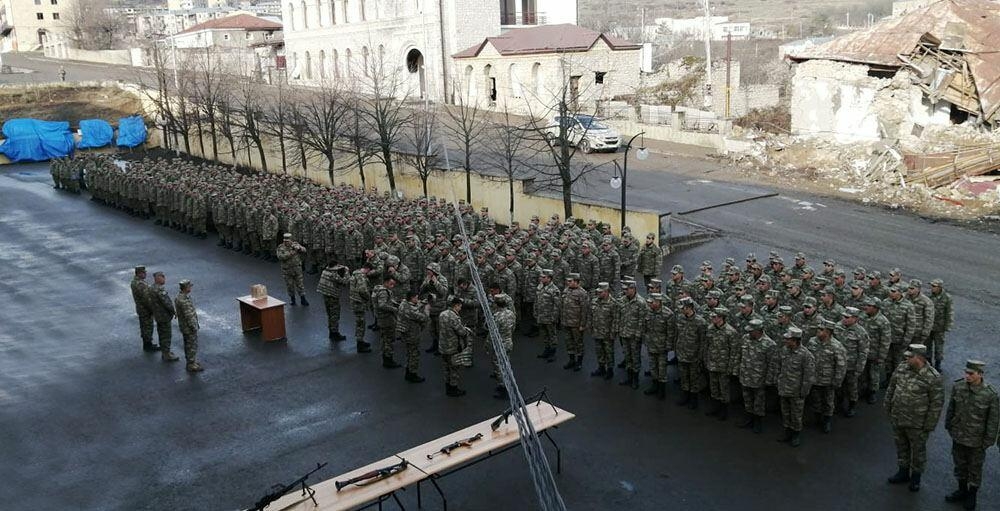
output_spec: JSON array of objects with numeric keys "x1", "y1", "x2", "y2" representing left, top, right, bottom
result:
[
  {"x1": 283, "y1": 233, "x2": 293, "y2": 239},
  {"x1": 765, "y1": 290, "x2": 780, "y2": 298},
  {"x1": 908, "y1": 279, "x2": 922, "y2": 289},
  {"x1": 700, "y1": 260, "x2": 713, "y2": 268},
  {"x1": 965, "y1": 360, "x2": 986, "y2": 374},
  {"x1": 426, "y1": 262, "x2": 441, "y2": 274},
  {"x1": 854, "y1": 266, "x2": 866, "y2": 274},
  {"x1": 863, "y1": 296, "x2": 881, "y2": 308},
  {"x1": 648, "y1": 293, "x2": 664, "y2": 302},
  {"x1": 803, "y1": 296, "x2": 818, "y2": 307},
  {"x1": 843, "y1": 306, "x2": 860, "y2": 317},
  {"x1": 671, "y1": 264, "x2": 684, "y2": 274},
  {"x1": 823, "y1": 259, "x2": 835, "y2": 266},
  {"x1": 771, "y1": 256, "x2": 784, "y2": 264},
  {"x1": 789, "y1": 279, "x2": 802, "y2": 288},
  {"x1": 707, "y1": 289, "x2": 724, "y2": 298},
  {"x1": 541, "y1": 269, "x2": 554, "y2": 277},
  {"x1": 930, "y1": 278, "x2": 944, "y2": 287},
  {"x1": 869, "y1": 270, "x2": 882, "y2": 279},
  {"x1": 819, "y1": 319, "x2": 837, "y2": 330},
  {"x1": 795, "y1": 252, "x2": 806, "y2": 259},
  {"x1": 678, "y1": 296, "x2": 695, "y2": 307},
  {"x1": 756, "y1": 275, "x2": 772, "y2": 284},
  {"x1": 889, "y1": 267, "x2": 902, "y2": 276},
  {"x1": 814, "y1": 277, "x2": 830, "y2": 286},
  {"x1": 849, "y1": 281, "x2": 863, "y2": 289},
  {"x1": 739, "y1": 294, "x2": 755, "y2": 304},
  {"x1": 623, "y1": 280, "x2": 637, "y2": 289},
  {"x1": 833, "y1": 269, "x2": 846, "y2": 277},
  {"x1": 493, "y1": 294, "x2": 509, "y2": 306},
  {"x1": 904, "y1": 344, "x2": 928, "y2": 358},
  {"x1": 889, "y1": 284, "x2": 903, "y2": 293},
  {"x1": 802, "y1": 266, "x2": 816, "y2": 275},
  {"x1": 568, "y1": 272, "x2": 581, "y2": 280},
  {"x1": 746, "y1": 253, "x2": 757, "y2": 262},
  {"x1": 778, "y1": 305, "x2": 793, "y2": 314},
  {"x1": 711, "y1": 306, "x2": 729, "y2": 317},
  {"x1": 649, "y1": 278, "x2": 663, "y2": 287},
  {"x1": 724, "y1": 257, "x2": 736, "y2": 265},
  {"x1": 745, "y1": 319, "x2": 764, "y2": 331},
  {"x1": 596, "y1": 282, "x2": 610, "y2": 291},
  {"x1": 783, "y1": 326, "x2": 804, "y2": 339},
  {"x1": 134, "y1": 265, "x2": 146, "y2": 273},
  {"x1": 178, "y1": 279, "x2": 192, "y2": 288}
]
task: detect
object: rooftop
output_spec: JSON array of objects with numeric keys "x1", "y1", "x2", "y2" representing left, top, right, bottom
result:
[
  {"x1": 453, "y1": 23, "x2": 640, "y2": 59},
  {"x1": 176, "y1": 13, "x2": 282, "y2": 35}
]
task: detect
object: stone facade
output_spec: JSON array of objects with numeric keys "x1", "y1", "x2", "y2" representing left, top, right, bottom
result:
[{"x1": 0, "y1": 0, "x2": 76, "y2": 52}]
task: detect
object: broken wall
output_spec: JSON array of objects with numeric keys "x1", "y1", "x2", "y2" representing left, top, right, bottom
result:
[{"x1": 791, "y1": 60, "x2": 884, "y2": 142}]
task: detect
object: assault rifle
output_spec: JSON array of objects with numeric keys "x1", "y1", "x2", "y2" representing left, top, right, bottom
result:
[
  {"x1": 335, "y1": 458, "x2": 409, "y2": 491},
  {"x1": 490, "y1": 388, "x2": 557, "y2": 431},
  {"x1": 246, "y1": 461, "x2": 327, "y2": 511},
  {"x1": 426, "y1": 433, "x2": 484, "y2": 459}
]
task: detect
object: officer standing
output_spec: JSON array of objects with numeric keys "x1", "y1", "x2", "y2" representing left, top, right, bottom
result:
[
  {"x1": 560, "y1": 273, "x2": 589, "y2": 371},
  {"x1": 147, "y1": 271, "x2": 179, "y2": 362},
  {"x1": 928, "y1": 279, "x2": 954, "y2": 371},
  {"x1": 276, "y1": 233, "x2": 309, "y2": 306},
  {"x1": 944, "y1": 360, "x2": 999, "y2": 510},
  {"x1": 174, "y1": 279, "x2": 202, "y2": 372},
  {"x1": 439, "y1": 297, "x2": 471, "y2": 397},
  {"x1": 885, "y1": 344, "x2": 944, "y2": 492},
  {"x1": 317, "y1": 263, "x2": 350, "y2": 342},
  {"x1": 396, "y1": 290, "x2": 430, "y2": 383},
  {"x1": 776, "y1": 326, "x2": 815, "y2": 447},
  {"x1": 130, "y1": 266, "x2": 159, "y2": 352},
  {"x1": 348, "y1": 264, "x2": 373, "y2": 354},
  {"x1": 534, "y1": 270, "x2": 561, "y2": 362}
]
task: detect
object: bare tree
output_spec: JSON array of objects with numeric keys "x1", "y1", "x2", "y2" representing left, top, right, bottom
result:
[
  {"x1": 442, "y1": 81, "x2": 485, "y2": 203},
  {"x1": 483, "y1": 105, "x2": 539, "y2": 224},
  {"x1": 291, "y1": 83, "x2": 350, "y2": 185},
  {"x1": 405, "y1": 106, "x2": 439, "y2": 197},
  {"x1": 260, "y1": 80, "x2": 292, "y2": 174},
  {"x1": 65, "y1": 0, "x2": 120, "y2": 50},
  {"x1": 340, "y1": 90, "x2": 379, "y2": 189},
  {"x1": 357, "y1": 52, "x2": 412, "y2": 194},
  {"x1": 192, "y1": 46, "x2": 225, "y2": 161},
  {"x1": 216, "y1": 81, "x2": 241, "y2": 164},
  {"x1": 137, "y1": 44, "x2": 176, "y2": 150},
  {"x1": 234, "y1": 75, "x2": 269, "y2": 172}
]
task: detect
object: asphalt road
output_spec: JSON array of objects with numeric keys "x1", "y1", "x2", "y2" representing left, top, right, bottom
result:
[{"x1": 2, "y1": 157, "x2": 1000, "y2": 511}]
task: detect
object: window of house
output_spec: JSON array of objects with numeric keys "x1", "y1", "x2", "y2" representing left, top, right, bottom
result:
[
  {"x1": 223, "y1": 34, "x2": 230, "y2": 40},
  {"x1": 246, "y1": 32, "x2": 252, "y2": 40},
  {"x1": 36, "y1": 12, "x2": 44, "y2": 19},
  {"x1": 595, "y1": 71, "x2": 606, "y2": 84},
  {"x1": 52, "y1": 12, "x2": 59, "y2": 19},
  {"x1": 51, "y1": 0, "x2": 57, "y2": 5},
  {"x1": 34, "y1": 0, "x2": 41, "y2": 5}
]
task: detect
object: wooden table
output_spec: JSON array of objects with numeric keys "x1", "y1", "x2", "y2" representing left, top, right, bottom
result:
[
  {"x1": 237, "y1": 295, "x2": 286, "y2": 341},
  {"x1": 267, "y1": 402, "x2": 574, "y2": 511}
]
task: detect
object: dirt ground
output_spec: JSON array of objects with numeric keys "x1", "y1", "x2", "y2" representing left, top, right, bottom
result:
[{"x1": 0, "y1": 85, "x2": 144, "y2": 126}]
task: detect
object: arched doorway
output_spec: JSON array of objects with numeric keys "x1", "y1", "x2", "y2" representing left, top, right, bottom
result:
[
  {"x1": 483, "y1": 64, "x2": 496, "y2": 103},
  {"x1": 406, "y1": 48, "x2": 425, "y2": 99}
]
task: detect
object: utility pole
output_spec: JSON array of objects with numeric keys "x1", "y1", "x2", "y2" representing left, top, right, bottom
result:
[
  {"x1": 725, "y1": 33, "x2": 731, "y2": 119},
  {"x1": 702, "y1": 0, "x2": 713, "y2": 110}
]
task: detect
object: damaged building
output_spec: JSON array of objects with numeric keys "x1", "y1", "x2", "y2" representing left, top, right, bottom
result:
[{"x1": 786, "y1": 0, "x2": 1000, "y2": 147}]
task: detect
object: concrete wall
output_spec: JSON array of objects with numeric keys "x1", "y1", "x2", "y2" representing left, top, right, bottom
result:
[
  {"x1": 605, "y1": 118, "x2": 729, "y2": 152},
  {"x1": 790, "y1": 59, "x2": 883, "y2": 142}
]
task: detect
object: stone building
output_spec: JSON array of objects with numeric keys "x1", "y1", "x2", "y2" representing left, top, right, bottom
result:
[{"x1": 0, "y1": 0, "x2": 76, "y2": 52}]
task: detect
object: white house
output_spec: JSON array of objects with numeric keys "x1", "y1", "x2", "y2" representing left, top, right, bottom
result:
[
  {"x1": 655, "y1": 15, "x2": 751, "y2": 41},
  {"x1": 166, "y1": 12, "x2": 281, "y2": 49},
  {"x1": 452, "y1": 23, "x2": 642, "y2": 116}
]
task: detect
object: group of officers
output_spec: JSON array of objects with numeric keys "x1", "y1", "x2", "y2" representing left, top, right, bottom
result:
[{"x1": 64, "y1": 153, "x2": 997, "y2": 510}]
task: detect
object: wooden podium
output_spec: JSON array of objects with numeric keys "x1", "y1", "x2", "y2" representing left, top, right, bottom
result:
[{"x1": 237, "y1": 295, "x2": 286, "y2": 341}]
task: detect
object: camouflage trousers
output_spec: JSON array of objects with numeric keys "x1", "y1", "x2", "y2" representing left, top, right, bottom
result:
[
  {"x1": 155, "y1": 320, "x2": 172, "y2": 352},
  {"x1": 282, "y1": 266, "x2": 305, "y2": 295},
  {"x1": 838, "y1": 370, "x2": 861, "y2": 404},
  {"x1": 564, "y1": 327, "x2": 584, "y2": 356},
  {"x1": 622, "y1": 337, "x2": 642, "y2": 372},
  {"x1": 708, "y1": 371, "x2": 730, "y2": 402},
  {"x1": 429, "y1": 313, "x2": 442, "y2": 347},
  {"x1": 540, "y1": 323, "x2": 559, "y2": 350},
  {"x1": 378, "y1": 317, "x2": 396, "y2": 358},
  {"x1": 742, "y1": 386, "x2": 766, "y2": 417},
  {"x1": 322, "y1": 295, "x2": 341, "y2": 334},
  {"x1": 928, "y1": 330, "x2": 947, "y2": 366},
  {"x1": 490, "y1": 345, "x2": 512, "y2": 379},
  {"x1": 182, "y1": 330, "x2": 198, "y2": 364},
  {"x1": 351, "y1": 304, "x2": 367, "y2": 343},
  {"x1": 863, "y1": 359, "x2": 883, "y2": 396},
  {"x1": 404, "y1": 338, "x2": 421, "y2": 374},
  {"x1": 952, "y1": 442, "x2": 988, "y2": 487},
  {"x1": 809, "y1": 385, "x2": 836, "y2": 417},
  {"x1": 893, "y1": 426, "x2": 929, "y2": 471},
  {"x1": 137, "y1": 312, "x2": 154, "y2": 345},
  {"x1": 887, "y1": 343, "x2": 906, "y2": 374},
  {"x1": 648, "y1": 352, "x2": 668, "y2": 383},
  {"x1": 780, "y1": 396, "x2": 806, "y2": 432},
  {"x1": 593, "y1": 337, "x2": 615, "y2": 367},
  {"x1": 443, "y1": 354, "x2": 461, "y2": 387},
  {"x1": 678, "y1": 361, "x2": 703, "y2": 392}
]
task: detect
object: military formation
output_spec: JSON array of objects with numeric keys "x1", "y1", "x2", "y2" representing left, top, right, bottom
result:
[
  {"x1": 129, "y1": 266, "x2": 203, "y2": 372},
  {"x1": 64, "y1": 152, "x2": 997, "y2": 508}
]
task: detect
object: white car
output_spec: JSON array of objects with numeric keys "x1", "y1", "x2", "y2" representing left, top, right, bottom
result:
[{"x1": 544, "y1": 115, "x2": 622, "y2": 153}]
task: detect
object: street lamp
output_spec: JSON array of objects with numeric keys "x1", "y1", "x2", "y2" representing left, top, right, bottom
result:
[{"x1": 610, "y1": 132, "x2": 648, "y2": 232}]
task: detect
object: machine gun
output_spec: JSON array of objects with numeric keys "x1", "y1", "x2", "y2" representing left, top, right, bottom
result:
[
  {"x1": 335, "y1": 458, "x2": 409, "y2": 491},
  {"x1": 246, "y1": 462, "x2": 327, "y2": 511},
  {"x1": 426, "y1": 433, "x2": 484, "y2": 460},
  {"x1": 490, "y1": 388, "x2": 557, "y2": 431}
]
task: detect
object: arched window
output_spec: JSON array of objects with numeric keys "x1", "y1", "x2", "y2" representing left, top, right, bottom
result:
[
  {"x1": 531, "y1": 62, "x2": 541, "y2": 95},
  {"x1": 301, "y1": 0, "x2": 309, "y2": 29},
  {"x1": 332, "y1": 49, "x2": 340, "y2": 77},
  {"x1": 288, "y1": 3, "x2": 296, "y2": 30},
  {"x1": 483, "y1": 64, "x2": 495, "y2": 102},
  {"x1": 378, "y1": 44, "x2": 385, "y2": 61},
  {"x1": 318, "y1": 49, "x2": 326, "y2": 79},
  {"x1": 345, "y1": 48, "x2": 352, "y2": 75},
  {"x1": 292, "y1": 52, "x2": 298, "y2": 77},
  {"x1": 362, "y1": 46, "x2": 369, "y2": 77},
  {"x1": 330, "y1": 0, "x2": 337, "y2": 24},
  {"x1": 360, "y1": 0, "x2": 367, "y2": 21},
  {"x1": 508, "y1": 63, "x2": 522, "y2": 98},
  {"x1": 343, "y1": 0, "x2": 350, "y2": 22},
  {"x1": 464, "y1": 65, "x2": 474, "y2": 99},
  {"x1": 305, "y1": 51, "x2": 312, "y2": 79}
]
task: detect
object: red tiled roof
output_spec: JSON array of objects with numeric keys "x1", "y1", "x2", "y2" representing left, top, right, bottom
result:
[
  {"x1": 453, "y1": 24, "x2": 641, "y2": 59},
  {"x1": 177, "y1": 14, "x2": 282, "y2": 35}
]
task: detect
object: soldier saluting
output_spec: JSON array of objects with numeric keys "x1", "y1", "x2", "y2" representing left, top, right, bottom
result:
[
  {"x1": 130, "y1": 265, "x2": 160, "y2": 353},
  {"x1": 944, "y1": 360, "x2": 999, "y2": 510},
  {"x1": 276, "y1": 233, "x2": 309, "y2": 306}
]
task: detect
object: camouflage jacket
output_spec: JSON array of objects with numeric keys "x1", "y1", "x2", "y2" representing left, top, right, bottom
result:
[
  {"x1": 174, "y1": 293, "x2": 199, "y2": 334},
  {"x1": 637, "y1": 243, "x2": 663, "y2": 276},
  {"x1": 438, "y1": 309, "x2": 470, "y2": 355},
  {"x1": 276, "y1": 241, "x2": 305, "y2": 270},
  {"x1": 705, "y1": 322, "x2": 739, "y2": 374},
  {"x1": 817, "y1": 302, "x2": 846, "y2": 323},
  {"x1": 521, "y1": 264, "x2": 542, "y2": 303},
  {"x1": 589, "y1": 295, "x2": 620, "y2": 339},
  {"x1": 395, "y1": 300, "x2": 429, "y2": 339},
  {"x1": 776, "y1": 345, "x2": 816, "y2": 397},
  {"x1": 883, "y1": 297, "x2": 916, "y2": 345},
  {"x1": 644, "y1": 306, "x2": 677, "y2": 354},
  {"x1": 946, "y1": 381, "x2": 1000, "y2": 448},
  {"x1": 372, "y1": 285, "x2": 398, "y2": 322},
  {"x1": 597, "y1": 250, "x2": 621, "y2": 285},
  {"x1": 930, "y1": 290, "x2": 954, "y2": 334},
  {"x1": 420, "y1": 276, "x2": 450, "y2": 315},
  {"x1": 147, "y1": 283, "x2": 176, "y2": 323},
  {"x1": 908, "y1": 293, "x2": 935, "y2": 339},
  {"x1": 674, "y1": 312, "x2": 707, "y2": 363},
  {"x1": 739, "y1": 335, "x2": 778, "y2": 387},
  {"x1": 348, "y1": 270, "x2": 371, "y2": 308},
  {"x1": 617, "y1": 294, "x2": 649, "y2": 338},
  {"x1": 495, "y1": 308, "x2": 516, "y2": 351},
  {"x1": 860, "y1": 311, "x2": 892, "y2": 363},
  {"x1": 835, "y1": 323, "x2": 870, "y2": 374},
  {"x1": 454, "y1": 286, "x2": 479, "y2": 329},
  {"x1": 804, "y1": 336, "x2": 847, "y2": 386},
  {"x1": 317, "y1": 266, "x2": 350, "y2": 297},
  {"x1": 534, "y1": 283, "x2": 562, "y2": 325},
  {"x1": 560, "y1": 287, "x2": 589, "y2": 329},
  {"x1": 792, "y1": 310, "x2": 824, "y2": 342},
  {"x1": 577, "y1": 253, "x2": 601, "y2": 290},
  {"x1": 885, "y1": 361, "x2": 944, "y2": 431},
  {"x1": 130, "y1": 277, "x2": 152, "y2": 315}
]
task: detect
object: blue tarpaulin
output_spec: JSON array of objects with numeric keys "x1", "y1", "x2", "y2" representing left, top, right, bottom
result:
[
  {"x1": 77, "y1": 119, "x2": 114, "y2": 149},
  {"x1": 116, "y1": 116, "x2": 147, "y2": 148},
  {"x1": 0, "y1": 118, "x2": 75, "y2": 162}
]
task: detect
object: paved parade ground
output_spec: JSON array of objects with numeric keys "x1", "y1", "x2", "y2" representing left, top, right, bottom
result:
[{"x1": 2, "y1": 159, "x2": 1000, "y2": 510}]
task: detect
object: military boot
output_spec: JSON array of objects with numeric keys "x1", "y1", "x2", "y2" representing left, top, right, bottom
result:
[
  {"x1": 657, "y1": 382, "x2": 667, "y2": 400},
  {"x1": 216, "y1": 239, "x2": 226, "y2": 247},
  {"x1": 289, "y1": 295, "x2": 296, "y2": 306},
  {"x1": 717, "y1": 403, "x2": 728, "y2": 421},
  {"x1": 356, "y1": 341, "x2": 372, "y2": 353},
  {"x1": 590, "y1": 365, "x2": 606, "y2": 378},
  {"x1": 382, "y1": 356, "x2": 401, "y2": 369},
  {"x1": 186, "y1": 362, "x2": 204, "y2": 373},
  {"x1": 573, "y1": 356, "x2": 583, "y2": 372},
  {"x1": 845, "y1": 401, "x2": 857, "y2": 418},
  {"x1": 738, "y1": 414, "x2": 755, "y2": 429},
  {"x1": 777, "y1": 428, "x2": 793, "y2": 443},
  {"x1": 446, "y1": 385, "x2": 466, "y2": 397},
  {"x1": 887, "y1": 466, "x2": 911, "y2": 484},
  {"x1": 822, "y1": 416, "x2": 832, "y2": 434},
  {"x1": 945, "y1": 480, "x2": 968, "y2": 503},
  {"x1": 299, "y1": 294, "x2": 309, "y2": 306},
  {"x1": 908, "y1": 471, "x2": 922, "y2": 492},
  {"x1": 563, "y1": 356, "x2": 576, "y2": 370},
  {"x1": 142, "y1": 342, "x2": 161, "y2": 352},
  {"x1": 604, "y1": 367, "x2": 614, "y2": 381},
  {"x1": 964, "y1": 486, "x2": 978, "y2": 510},
  {"x1": 752, "y1": 416, "x2": 763, "y2": 434},
  {"x1": 631, "y1": 371, "x2": 640, "y2": 390},
  {"x1": 688, "y1": 393, "x2": 699, "y2": 410},
  {"x1": 790, "y1": 431, "x2": 801, "y2": 447},
  {"x1": 643, "y1": 380, "x2": 659, "y2": 396},
  {"x1": 161, "y1": 350, "x2": 179, "y2": 362},
  {"x1": 676, "y1": 391, "x2": 691, "y2": 407},
  {"x1": 405, "y1": 371, "x2": 426, "y2": 383}
]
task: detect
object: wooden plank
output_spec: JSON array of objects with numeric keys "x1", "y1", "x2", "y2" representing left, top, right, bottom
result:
[{"x1": 266, "y1": 404, "x2": 575, "y2": 511}]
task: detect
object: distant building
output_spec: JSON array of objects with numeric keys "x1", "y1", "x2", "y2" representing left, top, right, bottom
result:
[
  {"x1": 0, "y1": 0, "x2": 76, "y2": 52},
  {"x1": 500, "y1": 0, "x2": 577, "y2": 28},
  {"x1": 777, "y1": 36, "x2": 834, "y2": 60},
  {"x1": 452, "y1": 24, "x2": 642, "y2": 116},
  {"x1": 167, "y1": 0, "x2": 231, "y2": 11},
  {"x1": 166, "y1": 12, "x2": 281, "y2": 48},
  {"x1": 655, "y1": 15, "x2": 751, "y2": 41},
  {"x1": 132, "y1": 6, "x2": 258, "y2": 38}
]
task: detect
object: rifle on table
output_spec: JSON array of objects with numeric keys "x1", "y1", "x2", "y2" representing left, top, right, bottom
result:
[
  {"x1": 426, "y1": 433, "x2": 484, "y2": 459},
  {"x1": 246, "y1": 461, "x2": 327, "y2": 511},
  {"x1": 490, "y1": 388, "x2": 557, "y2": 432},
  {"x1": 335, "y1": 458, "x2": 409, "y2": 491}
]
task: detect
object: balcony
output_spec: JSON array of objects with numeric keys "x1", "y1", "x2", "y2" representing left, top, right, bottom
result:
[{"x1": 501, "y1": 11, "x2": 547, "y2": 27}]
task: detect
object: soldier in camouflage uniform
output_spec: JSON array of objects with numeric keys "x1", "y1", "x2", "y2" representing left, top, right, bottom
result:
[
  {"x1": 637, "y1": 233, "x2": 663, "y2": 289},
  {"x1": 276, "y1": 233, "x2": 309, "y2": 306},
  {"x1": 589, "y1": 282, "x2": 619, "y2": 380},
  {"x1": 642, "y1": 293, "x2": 675, "y2": 400},
  {"x1": 130, "y1": 266, "x2": 160, "y2": 352},
  {"x1": 944, "y1": 360, "x2": 999, "y2": 510},
  {"x1": 373, "y1": 276, "x2": 401, "y2": 369},
  {"x1": 317, "y1": 262, "x2": 350, "y2": 341},
  {"x1": 619, "y1": 234, "x2": 638, "y2": 279},
  {"x1": 675, "y1": 297, "x2": 707, "y2": 409},
  {"x1": 906, "y1": 279, "x2": 935, "y2": 347},
  {"x1": 885, "y1": 344, "x2": 944, "y2": 492},
  {"x1": 738, "y1": 319, "x2": 778, "y2": 433},
  {"x1": 776, "y1": 327, "x2": 816, "y2": 447},
  {"x1": 147, "y1": 271, "x2": 179, "y2": 363},
  {"x1": 805, "y1": 319, "x2": 847, "y2": 433},
  {"x1": 535, "y1": 270, "x2": 561, "y2": 362},
  {"x1": 491, "y1": 294, "x2": 517, "y2": 399},
  {"x1": 348, "y1": 265, "x2": 373, "y2": 354},
  {"x1": 928, "y1": 279, "x2": 953, "y2": 371},
  {"x1": 883, "y1": 285, "x2": 917, "y2": 373},
  {"x1": 618, "y1": 280, "x2": 648, "y2": 389},
  {"x1": 704, "y1": 308, "x2": 739, "y2": 420},
  {"x1": 836, "y1": 307, "x2": 870, "y2": 417},
  {"x1": 420, "y1": 263, "x2": 450, "y2": 354},
  {"x1": 174, "y1": 279, "x2": 202, "y2": 372},
  {"x1": 439, "y1": 297, "x2": 470, "y2": 397},
  {"x1": 396, "y1": 290, "x2": 430, "y2": 383},
  {"x1": 861, "y1": 297, "x2": 892, "y2": 403},
  {"x1": 560, "y1": 273, "x2": 590, "y2": 371}
]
